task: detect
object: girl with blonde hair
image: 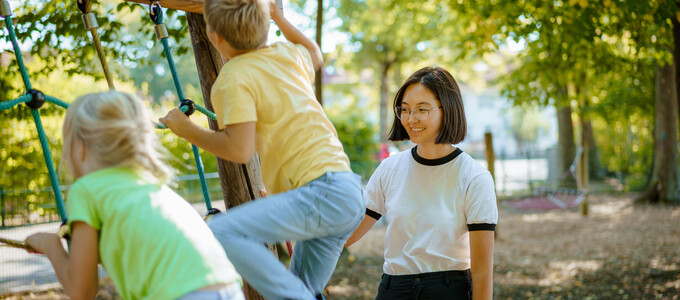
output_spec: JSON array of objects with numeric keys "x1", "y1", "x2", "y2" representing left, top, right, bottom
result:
[{"x1": 26, "y1": 91, "x2": 244, "y2": 300}]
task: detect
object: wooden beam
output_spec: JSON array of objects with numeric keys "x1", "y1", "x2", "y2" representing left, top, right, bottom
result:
[{"x1": 125, "y1": 0, "x2": 204, "y2": 14}]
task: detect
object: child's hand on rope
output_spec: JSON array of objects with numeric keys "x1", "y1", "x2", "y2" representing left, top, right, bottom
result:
[
  {"x1": 159, "y1": 108, "x2": 190, "y2": 137},
  {"x1": 25, "y1": 233, "x2": 61, "y2": 254}
]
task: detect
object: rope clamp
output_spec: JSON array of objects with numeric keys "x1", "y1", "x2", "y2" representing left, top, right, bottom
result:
[
  {"x1": 155, "y1": 23, "x2": 169, "y2": 40},
  {"x1": 25, "y1": 89, "x2": 46, "y2": 109},
  {"x1": 82, "y1": 12, "x2": 98, "y2": 30},
  {"x1": 204, "y1": 208, "x2": 222, "y2": 222},
  {"x1": 0, "y1": 0, "x2": 11, "y2": 18},
  {"x1": 180, "y1": 99, "x2": 196, "y2": 116}
]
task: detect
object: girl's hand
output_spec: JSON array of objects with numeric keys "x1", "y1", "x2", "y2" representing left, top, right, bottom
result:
[
  {"x1": 25, "y1": 233, "x2": 62, "y2": 254},
  {"x1": 269, "y1": 0, "x2": 284, "y2": 24}
]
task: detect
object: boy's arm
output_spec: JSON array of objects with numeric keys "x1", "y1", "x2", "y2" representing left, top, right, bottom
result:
[
  {"x1": 160, "y1": 108, "x2": 256, "y2": 164},
  {"x1": 270, "y1": 0, "x2": 323, "y2": 70}
]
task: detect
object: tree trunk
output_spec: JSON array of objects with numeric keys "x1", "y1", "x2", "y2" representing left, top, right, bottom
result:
[
  {"x1": 637, "y1": 61, "x2": 680, "y2": 204},
  {"x1": 556, "y1": 89, "x2": 577, "y2": 188},
  {"x1": 379, "y1": 61, "x2": 392, "y2": 143},
  {"x1": 186, "y1": 13, "x2": 270, "y2": 300},
  {"x1": 314, "y1": 0, "x2": 323, "y2": 104},
  {"x1": 582, "y1": 120, "x2": 604, "y2": 181}
]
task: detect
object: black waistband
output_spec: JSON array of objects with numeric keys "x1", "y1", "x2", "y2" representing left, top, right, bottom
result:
[{"x1": 384, "y1": 269, "x2": 470, "y2": 279}]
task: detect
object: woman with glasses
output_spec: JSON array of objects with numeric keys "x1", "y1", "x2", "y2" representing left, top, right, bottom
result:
[{"x1": 345, "y1": 66, "x2": 497, "y2": 300}]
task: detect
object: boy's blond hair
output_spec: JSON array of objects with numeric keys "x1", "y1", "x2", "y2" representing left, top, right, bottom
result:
[
  {"x1": 62, "y1": 91, "x2": 174, "y2": 183},
  {"x1": 204, "y1": 0, "x2": 270, "y2": 50}
]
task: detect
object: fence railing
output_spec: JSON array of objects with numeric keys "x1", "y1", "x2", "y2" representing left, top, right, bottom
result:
[{"x1": 0, "y1": 173, "x2": 225, "y2": 229}]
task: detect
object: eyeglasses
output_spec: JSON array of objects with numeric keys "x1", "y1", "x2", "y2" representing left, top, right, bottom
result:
[{"x1": 394, "y1": 106, "x2": 442, "y2": 120}]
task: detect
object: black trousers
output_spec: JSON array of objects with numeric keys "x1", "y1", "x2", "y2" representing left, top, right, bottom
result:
[{"x1": 376, "y1": 269, "x2": 472, "y2": 300}]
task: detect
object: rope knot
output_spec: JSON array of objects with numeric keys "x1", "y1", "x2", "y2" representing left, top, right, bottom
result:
[
  {"x1": 149, "y1": 1, "x2": 163, "y2": 25},
  {"x1": 25, "y1": 89, "x2": 45, "y2": 109},
  {"x1": 180, "y1": 99, "x2": 195, "y2": 116}
]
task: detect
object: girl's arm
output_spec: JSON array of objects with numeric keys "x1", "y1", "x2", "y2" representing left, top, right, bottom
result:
[
  {"x1": 344, "y1": 214, "x2": 377, "y2": 247},
  {"x1": 469, "y1": 230, "x2": 495, "y2": 300},
  {"x1": 26, "y1": 221, "x2": 100, "y2": 300}
]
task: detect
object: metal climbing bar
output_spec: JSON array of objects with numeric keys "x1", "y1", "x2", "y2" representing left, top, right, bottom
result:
[
  {"x1": 1, "y1": 1, "x2": 68, "y2": 222},
  {"x1": 150, "y1": 2, "x2": 213, "y2": 211}
]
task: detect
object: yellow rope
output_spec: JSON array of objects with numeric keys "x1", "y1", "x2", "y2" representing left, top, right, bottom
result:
[
  {"x1": 78, "y1": 0, "x2": 115, "y2": 90},
  {"x1": 0, "y1": 237, "x2": 36, "y2": 252},
  {"x1": 0, "y1": 223, "x2": 69, "y2": 252}
]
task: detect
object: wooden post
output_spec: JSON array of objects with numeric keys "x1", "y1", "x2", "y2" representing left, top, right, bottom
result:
[
  {"x1": 1, "y1": 187, "x2": 5, "y2": 228},
  {"x1": 578, "y1": 127, "x2": 589, "y2": 216},
  {"x1": 186, "y1": 12, "x2": 270, "y2": 300},
  {"x1": 314, "y1": 0, "x2": 323, "y2": 104},
  {"x1": 484, "y1": 132, "x2": 499, "y2": 238}
]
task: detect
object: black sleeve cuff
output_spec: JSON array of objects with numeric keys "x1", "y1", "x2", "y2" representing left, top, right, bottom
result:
[
  {"x1": 366, "y1": 208, "x2": 382, "y2": 220},
  {"x1": 468, "y1": 223, "x2": 496, "y2": 231}
]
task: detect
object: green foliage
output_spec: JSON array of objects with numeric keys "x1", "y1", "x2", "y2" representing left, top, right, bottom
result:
[
  {"x1": 448, "y1": 0, "x2": 677, "y2": 191},
  {"x1": 508, "y1": 105, "x2": 551, "y2": 151},
  {"x1": 326, "y1": 100, "x2": 379, "y2": 182},
  {"x1": 337, "y1": 0, "x2": 450, "y2": 70}
]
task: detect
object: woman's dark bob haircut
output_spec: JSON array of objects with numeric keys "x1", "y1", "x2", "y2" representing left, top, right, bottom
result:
[{"x1": 388, "y1": 66, "x2": 466, "y2": 144}]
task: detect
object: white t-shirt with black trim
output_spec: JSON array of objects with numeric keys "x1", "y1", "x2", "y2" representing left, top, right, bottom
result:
[{"x1": 365, "y1": 146, "x2": 498, "y2": 275}]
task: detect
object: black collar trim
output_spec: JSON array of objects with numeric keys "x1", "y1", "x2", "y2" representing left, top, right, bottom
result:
[{"x1": 411, "y1": 146, "x2": 463, "y2": 166}]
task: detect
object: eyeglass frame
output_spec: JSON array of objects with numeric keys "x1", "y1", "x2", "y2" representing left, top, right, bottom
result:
[{"x1": 394, "y1": 106, "x2": 443, "y2": 120}]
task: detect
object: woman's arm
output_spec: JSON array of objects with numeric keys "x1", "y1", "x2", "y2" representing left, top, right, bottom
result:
[
  {"x1": 344, "y1": 214, "x2": 377, "y2": 247},
  {"x1": 26, "y1": 221, "x2": 100, "y2": 300},
  {"x1": 469, "y1": 230, "x2": 495, "y2": 300}
]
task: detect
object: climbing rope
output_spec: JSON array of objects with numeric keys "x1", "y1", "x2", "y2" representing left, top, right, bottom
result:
[
  {"x1": 76, "y1": 0, "x2": 115, "y2": 90},
  {"x1": 149, "y1": 2, "x2": 216, "y2": 215},
  {"x1": 1, "y1": 0, "x2": 69, "y2": 224}
]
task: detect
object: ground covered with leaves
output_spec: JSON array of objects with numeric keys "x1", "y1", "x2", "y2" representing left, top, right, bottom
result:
[
  {"x1": 3, "y1": 193, "x2": 679, "y2": 299},
  {"x1": 328, "y1": 193, "x2": 680, "y2": 299}
]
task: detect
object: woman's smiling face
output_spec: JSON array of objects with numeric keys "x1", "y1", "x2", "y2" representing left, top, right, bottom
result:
[{"x1": 399, "y1": 83, "x2": 443, "y2": 146}]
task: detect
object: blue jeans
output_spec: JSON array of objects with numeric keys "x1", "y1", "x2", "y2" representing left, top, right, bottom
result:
[{"x1": 209, "y1": 171, "x2": 365, "y2": 300}]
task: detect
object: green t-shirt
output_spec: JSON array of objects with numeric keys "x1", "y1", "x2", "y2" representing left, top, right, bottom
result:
[{"x1": 67, "y1": 167, "x2": 240, "y2": 300}]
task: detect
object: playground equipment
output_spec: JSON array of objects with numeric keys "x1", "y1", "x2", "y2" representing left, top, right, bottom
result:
[
  {"x1": 0, "y1": 0, "x2": 221, "y2": 249},
  {"x1": 503, "y1": 147, "x2": 587, "y2": 211},
  {"x1": 1, "y1": 1, "x2": 292, "y2": 267}
]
